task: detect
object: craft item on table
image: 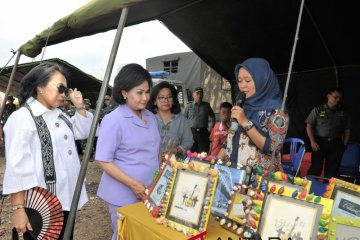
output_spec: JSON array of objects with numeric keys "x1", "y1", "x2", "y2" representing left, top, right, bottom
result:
[
  {"x1": 12, "y1": 187, "x2": 64, "y2": 240},
  {"x1": 323, "y1": 178, "x2": 360, "y2": 220},
  {"x1": 327, "y1": 215, "x2": 360, "y2": 240},
  {"x1": 183, "y1": 151, "x2": 215, "y2": 172},
  {"x1": 156, "y1": 159, "x2": 219, "y2": 237},
  {"x1": 211, "y1": 164, "x2": 252, "y2": 218},
  {"x1": 143, "y1": 160, "x2": 176, "y2": 217},
  {"x1": 252, "y1": 166, "x2": 312, "y2": 196},
  {"x1": 323, "y1": 177, "x2": 360, "y2": 198},
  {"x1": 218, "y1": 184, "x2": 259, "y2": 238}
]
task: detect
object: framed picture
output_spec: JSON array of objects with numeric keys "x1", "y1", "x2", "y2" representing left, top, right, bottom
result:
[
  {"x1": 189, "y1": 158, "x2": 212, "y2": 170},
  {"x1": 259, "y1": 194, "x2": 323, "y2": 239},
  {"x1": 144, "y1": 161, "x2": 175, "y2": 216},
  {"x1": 328, "y1": 216, "x2": 360, "y2": 240},
  {"x1": 324, "y1": 177, "x2": 360, "y2": 198},
  {"x1": 227, "y1": 192, "x2": 252, "y2": 223},
  {"x1": 331, "y1": 185, "x2": 360, "y2": 219},
  {"x1": 211, "y1": 165, "x2": 251, "y2": 217},
  {"x1": 251, "y1": 168, "x2": 312, "y2": 195},
  {"x1": 162, "y1": 168, "x2": 218, "y2": 236}
]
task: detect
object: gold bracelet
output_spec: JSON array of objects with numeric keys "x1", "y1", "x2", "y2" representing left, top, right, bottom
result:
[{"x1": 12, "y1": 205, "x2": 25, "y2": 211}]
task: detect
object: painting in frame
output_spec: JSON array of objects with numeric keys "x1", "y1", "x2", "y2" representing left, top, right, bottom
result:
[
  {"x1": 258, "y1": 194, "x2": 324, "y2": 239},
  {"x1": 328, "y1": 215, "x2": 360, "y2": 240},
  {"x1": 211, "y1": 165, "x2": 251, "y2": 218},
  {"x1": 331, "y1": 185, "x2": 360, "y2": 219},
  {"x1": 143, "y1": 161, "x2": 175, "y2": 216},
  {"x1": 163, "y1": 168, "x2": 218, "y2": 234}
]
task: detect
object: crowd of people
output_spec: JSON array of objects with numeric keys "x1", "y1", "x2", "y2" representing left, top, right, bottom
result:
[{"x1": 0, "y1": 57, "x2": 352, "y2": 239}]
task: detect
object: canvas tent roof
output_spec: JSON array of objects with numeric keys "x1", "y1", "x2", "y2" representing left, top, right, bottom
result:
[
  {"x1": 0, "y1": 58, "x2": 111, "y2": 105},
  {"x1": 19, "y1": 0, "x2": 360, "y2": 80}
]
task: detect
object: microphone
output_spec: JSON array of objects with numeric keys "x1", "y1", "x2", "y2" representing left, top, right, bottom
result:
[{"x1": 230, "y1": 92, "x2": 246, "y2": 132}]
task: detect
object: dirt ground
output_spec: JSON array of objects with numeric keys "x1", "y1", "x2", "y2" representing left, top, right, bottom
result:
[{"x1": 0, "y1": 154, "x2": 113, "y2": 240}]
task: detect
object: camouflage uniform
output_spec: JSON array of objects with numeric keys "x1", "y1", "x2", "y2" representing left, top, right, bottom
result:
[{"x1": 1, "y1": 103, "x2": 16, "y2": 125}]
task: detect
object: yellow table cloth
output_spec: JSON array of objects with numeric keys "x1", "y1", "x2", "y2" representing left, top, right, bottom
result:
[{"x1": 117, "y1": 202, "x2": 239, "y2": 240}]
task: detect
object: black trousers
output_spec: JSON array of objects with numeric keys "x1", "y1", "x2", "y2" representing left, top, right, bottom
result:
[
  {"x1": 308, "y1": 137, "x2": 345, "y2": 178},
  {"x1": 191, "y1": 128, "x2": 210, "y2": 153}
]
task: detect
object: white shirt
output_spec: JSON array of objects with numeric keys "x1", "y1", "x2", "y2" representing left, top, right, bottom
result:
[{"x1": 3, "y1": 98, "x2": 92, "y2": 210}]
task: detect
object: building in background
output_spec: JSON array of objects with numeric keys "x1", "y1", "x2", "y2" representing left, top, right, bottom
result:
[{"x1": 146, "y1": 52, "x2": 231, "y2": 113}]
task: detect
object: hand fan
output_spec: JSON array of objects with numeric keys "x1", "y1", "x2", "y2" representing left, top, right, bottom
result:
[{"x1": 15, "y1": 187, "x2": 64, "y2": 240}]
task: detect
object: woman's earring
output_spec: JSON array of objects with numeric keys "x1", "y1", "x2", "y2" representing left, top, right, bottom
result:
[
  {"x1": 124, "y1": 96, "x2": 127, "y2": 100},
  {"x1": 40, "y1": 90, "x2": 43, "y2": 94}
]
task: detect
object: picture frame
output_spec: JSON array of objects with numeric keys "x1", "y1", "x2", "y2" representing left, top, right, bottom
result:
[
  {"x1": 189, "y1": 158, "x2": 212, "y2": 171},
  {"x1": 250, "y1": 168, "x2": 312, "y2": 196},
  {"x1": 162, "y1": 167, "x2": 218, "y2": 236},
  {"x1": 331, "y1": 185, "x2": 360, "y2": 219},
  {"x1": 258, "y1": 194, "x2": 324, "y2": 239},
  {"x1": 219, "y1": 184, "x2": 261, "y2": 238},
  {"x1": 324, "y1": 177, "x2": 360, "y2": 198},
  {"x1": 143, "y1": 161, "x2": 175, "y2": 217},
  {"x1": 211, "y1": 165, "x2": 251, "y2": 218},
  {"x1": 328, "y1": 215, "x2": 360, "y2": 240}
]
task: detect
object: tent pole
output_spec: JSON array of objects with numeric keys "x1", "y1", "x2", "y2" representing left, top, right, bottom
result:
[
  {"x1": 254, "y1": 0, "x2": 306, "y2": 238},
  {"x1": 0, "y1": 51, "x2": 21, "y2": 120},
  {"x1": 63, "y1": 7, "x2": 129, "y2": 240},
  {"x1": 281, "y1": 0, "x2": 305, "y2": 111}
]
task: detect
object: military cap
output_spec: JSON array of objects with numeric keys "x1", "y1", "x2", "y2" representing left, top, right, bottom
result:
[
  {"x1": 193, "y1": 87, "x2": 203, "y2": 93},
  {"x1": 84, "y1": 98, "x2": 91, "y2": 105},
  {"x1": 104, "y1": 95, "x2": 111, "y2": 100}
]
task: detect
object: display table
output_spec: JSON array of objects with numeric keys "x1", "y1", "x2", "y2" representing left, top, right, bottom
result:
[{"x1": 117, "y1": 202, "x2": 238, "y2": 240}]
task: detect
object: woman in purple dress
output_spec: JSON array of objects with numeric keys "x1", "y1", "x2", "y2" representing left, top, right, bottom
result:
[{"x1": 95, "y1": 64, "x2": 161, "y2": 240}]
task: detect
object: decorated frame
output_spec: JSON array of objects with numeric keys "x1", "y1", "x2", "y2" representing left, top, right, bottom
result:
[
  {"x1": 324, "y1": 177, "x2": 360, "y2": 198},
  {"x1": 219, "y1": 185, "x2": 260, "y2": 238},
  {"x1": 330, "y1": 185, "x2": 360, "y2": 219},
  {"x1": 160, "y1": 166, "x2": 218, "y2": 237},
  {"x1": 328, "y1": 215, "x2": 360, "y2": 240},
  {"x1": 259, "y1": 194, "x2": 325, "y2": 239},
  {"x1": 211, "y1": 164, "x2": 252, "y2": 218},
  {"x1": 143, "y1": 160, "x2": 175, "y2": 217}
]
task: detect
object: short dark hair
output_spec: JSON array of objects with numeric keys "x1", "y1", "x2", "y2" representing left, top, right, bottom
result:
[
  {"x1": 112, "y1": 64, "x2": 152, "y2": 105},
  {"x1": 327, "y1": 86, "x2": 344, "y2": 95},
  {"x1": 220, "y1": 102, "x2": 232, "y2": 110},
  {"x1": 147, "y1": 81, "x2": 181, "y2": 114},
  {"x1": 18, "y1": 62, "x2": 69, "y2": 105}
]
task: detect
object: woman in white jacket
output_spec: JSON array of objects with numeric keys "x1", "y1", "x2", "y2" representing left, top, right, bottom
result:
[{"x1": 3, "y1": 62, "x2": 92, "y2": 239}]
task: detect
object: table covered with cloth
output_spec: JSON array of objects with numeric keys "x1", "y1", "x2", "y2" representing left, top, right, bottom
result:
[{"x1": 117, "y1": 202, "x2": 239, "y2": 240}]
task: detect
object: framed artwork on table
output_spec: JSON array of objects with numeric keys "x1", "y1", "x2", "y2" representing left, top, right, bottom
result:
[
  {"x1": 324, "y1": 177, "x2": 360, "y2": 198},
  {"x1": 227, "y1": 192, "x2": 252, "y2": 223},
  {"x1": 162, "y1": 168, "x2": 218, "y2": 236},
  {"x1": 143, "y1": 161, "x2": 175, "y2": 217},
  {"x1": 211, "y1": 165, "x2": 251, "y2": 218},
  {"x1": 189, "y1": 158, "x2": 212, "y2": 170},
  {"x1": 328, "y1": 215, "x2": 360, "y2": 240},
  {"x1": 258, "y1": 194, "x2": 324, "y2": 240},
  {"x1": 331, "y1": 185, "x2": 360, "y2": 219}
]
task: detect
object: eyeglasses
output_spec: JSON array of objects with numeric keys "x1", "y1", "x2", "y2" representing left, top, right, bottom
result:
[
  {"x1": 157, "y1": 96, "x2": 173, "y2": 102},
  {"x1": 58, "y1": 85, "x2": 71, "y2": 96}
]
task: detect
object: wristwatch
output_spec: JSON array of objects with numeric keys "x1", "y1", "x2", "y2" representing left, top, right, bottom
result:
[{"x1": 243, "y1": 120, "x2": 254, "y2": 131}]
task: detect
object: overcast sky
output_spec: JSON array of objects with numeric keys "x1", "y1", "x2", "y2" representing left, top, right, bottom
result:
[{"x1": 0, "y1": 0, "x2": 191, "y2": 83}]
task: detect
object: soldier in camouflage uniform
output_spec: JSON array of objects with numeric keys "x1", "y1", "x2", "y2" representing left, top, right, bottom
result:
[
  {"x1": 99, "y1": 95, "x2": 117, "y2": 123},
  {"x1": 84, "y1": 98, "x2": 95, "y2": 114},
  {"x1": 1, "y1": 95, "x2": 17, "y2": 126},
  {"x1": 60, "y1": 96, "x2": 76, "y2": 117}
]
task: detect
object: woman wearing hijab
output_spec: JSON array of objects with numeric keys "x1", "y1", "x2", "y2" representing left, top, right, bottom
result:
[{"x1": 218, "y1": 58, "x2": 289, "y2": 170}]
